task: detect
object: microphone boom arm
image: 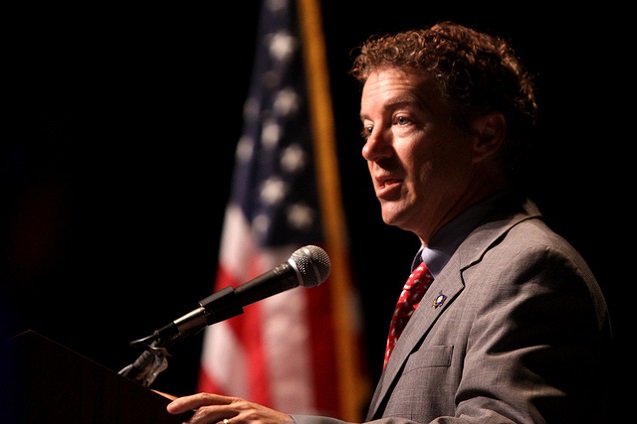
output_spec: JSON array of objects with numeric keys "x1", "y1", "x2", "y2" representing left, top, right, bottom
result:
[
  {"x1": 119, "y1": 286, "x2": 245, "y2": 387},
  {"x1": 118, "y1": 244, "x2": 330, "y2": 388}
]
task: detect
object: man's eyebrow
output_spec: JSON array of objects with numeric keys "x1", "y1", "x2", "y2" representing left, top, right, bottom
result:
[{"x1": 360, "y1": 97, "x2": 427, "y2": 122}]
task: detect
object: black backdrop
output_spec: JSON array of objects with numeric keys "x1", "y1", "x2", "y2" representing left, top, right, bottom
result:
[{"x1": 3, "y1": 2, "x2": 629, "y2": 419}]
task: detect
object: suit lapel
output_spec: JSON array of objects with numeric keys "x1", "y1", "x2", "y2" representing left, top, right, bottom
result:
[{"x1": 366, "y1": 261, "x2": 464, "y2": 419}]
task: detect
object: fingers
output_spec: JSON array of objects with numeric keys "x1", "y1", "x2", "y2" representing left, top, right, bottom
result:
[
  {"x1": 166, "y1": 393, "x2": 293, "y2": 424},
  {"x1": 166, "y1": 393, "x2": 233, "y2": 415}
]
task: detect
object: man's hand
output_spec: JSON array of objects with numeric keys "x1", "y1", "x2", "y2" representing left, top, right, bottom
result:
[{"x1": 167, "y1": 393, "x2": 294, "y2": 424}]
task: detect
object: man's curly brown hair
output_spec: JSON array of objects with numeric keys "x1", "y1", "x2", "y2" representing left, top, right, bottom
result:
[{"x1": 350, "y1": 21, "x2": 538, "y2": 180}]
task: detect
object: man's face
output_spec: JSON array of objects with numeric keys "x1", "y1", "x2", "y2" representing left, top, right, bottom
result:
[{"x1": 359, "y1": 68, "x2": 477, "y2": 241}]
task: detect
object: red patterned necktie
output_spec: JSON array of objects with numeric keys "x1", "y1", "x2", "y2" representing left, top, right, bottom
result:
[{"x1": 383, "y1": 261, "x2": 434, "y2": 369}]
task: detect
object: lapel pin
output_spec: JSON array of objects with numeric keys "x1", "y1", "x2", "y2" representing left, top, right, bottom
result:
[{"x1": 432, "y1": 292, "x2": 447, "y2": 308}]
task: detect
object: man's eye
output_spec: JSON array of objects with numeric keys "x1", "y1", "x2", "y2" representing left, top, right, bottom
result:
[
  {"x1": 397, "y1": 116, "x2": 409, "y2": 126},
  {"x1": 361, "y1": 125, "x2": 373, "y2": 139}
]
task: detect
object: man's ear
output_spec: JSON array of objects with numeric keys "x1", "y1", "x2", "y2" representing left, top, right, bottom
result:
[{"x1": 470, "y1": 111, "x2": 506, "y2": 163}]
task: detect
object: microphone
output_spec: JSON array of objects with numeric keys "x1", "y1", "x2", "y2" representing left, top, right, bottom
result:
[{"x1": 148, "y1": 244, "x2": 331, "y2": 347}]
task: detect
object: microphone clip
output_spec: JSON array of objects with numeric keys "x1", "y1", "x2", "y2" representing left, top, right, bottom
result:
[{"x1": 118, "y1": 339, "x2": 170, "y2": 387}]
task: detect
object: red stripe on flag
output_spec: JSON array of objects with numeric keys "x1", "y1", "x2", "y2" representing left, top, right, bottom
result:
[
  {"x1": 200, "y1": 255, "x2": 276, "y2": 408},
  {"x1": 242, "y1": 303, "x2": 271, "y2": 406},
  {"x1": 307, "y1": 272, "x2": 340, "y2": 415}
]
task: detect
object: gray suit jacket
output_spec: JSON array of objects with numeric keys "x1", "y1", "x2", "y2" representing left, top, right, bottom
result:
[{"x1": 293, "y1": 196, "x2": 612, "y2": 423}]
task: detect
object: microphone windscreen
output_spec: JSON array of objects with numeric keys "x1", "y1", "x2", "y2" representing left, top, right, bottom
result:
[{"x1": 290, "y1": 245, "x2": 331, "y2": 287}]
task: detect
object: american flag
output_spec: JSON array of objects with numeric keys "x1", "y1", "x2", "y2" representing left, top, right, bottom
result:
[{"x1": 197, "y1": 0, "x2": 368, "y2": 420}]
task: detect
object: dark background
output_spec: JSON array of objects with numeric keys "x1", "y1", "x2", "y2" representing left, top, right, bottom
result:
[{"x1": 3, "y1": 1, "x2": 629, "y2": 420}]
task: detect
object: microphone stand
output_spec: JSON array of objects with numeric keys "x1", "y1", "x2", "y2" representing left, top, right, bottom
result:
[{"x1": 118, "y1": 286, "x2": 244, "y2": 387}]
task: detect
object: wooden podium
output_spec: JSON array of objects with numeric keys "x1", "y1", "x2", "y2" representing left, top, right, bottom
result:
[{"x1": 1, "y1": 330, "x2": 192, "y2": 424}]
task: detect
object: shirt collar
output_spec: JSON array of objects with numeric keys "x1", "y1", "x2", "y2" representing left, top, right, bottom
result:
[{"x1": 412, "y1": 190, "x2": 512, "y2": 278}]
